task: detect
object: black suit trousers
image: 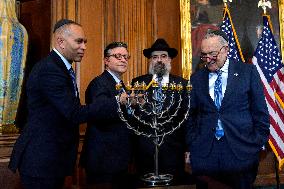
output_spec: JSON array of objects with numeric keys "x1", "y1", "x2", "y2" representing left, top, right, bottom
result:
[
  {"x1": 20, "y1": 174, "x2": 65, "y2": 189},
  {"x1": 192, "y1": 137, "x2": 259, "y2": 189}
]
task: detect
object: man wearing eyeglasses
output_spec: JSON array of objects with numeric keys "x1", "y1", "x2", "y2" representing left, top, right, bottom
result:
[
  {"x1": 80, "y1": 42, "x2": 134, "y2": 188},
  {"x1": 131, "y1": 38, "x2": 190, "y2": 185},
  {"x1": 186, "y1": 30, "x2": 270, "y2": 188}
]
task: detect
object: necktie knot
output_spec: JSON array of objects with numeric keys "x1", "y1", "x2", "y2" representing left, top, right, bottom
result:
[
  {"x1": 157, "y1": 76, "x2": 163, "y2": 83},
  {"x1": 216, "y1": 69, "x2": 222, "y2": 77},
  {"x1": 120, "y1": 81, "x2": 126, "y2": 92},
  {"x1": 69, "y1": 68, "x2": 76, "y2": 79}
]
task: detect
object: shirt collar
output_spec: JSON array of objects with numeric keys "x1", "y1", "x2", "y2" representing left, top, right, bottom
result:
[
  {"x1": 53, "y1": 48, "x2": 72, "y2": 70},
  {"x1": 209, "y1": 58, "x2": 229, "y2": 76},
  {"x1": 220, "y1": 58, "x2": 229, "y2": 73},
  {"x1": 107, "y1": 70, "x2": 121, "y2": 83},
  {"x1": 152, "y1": 73, "x2": 170, "y2": 83}
]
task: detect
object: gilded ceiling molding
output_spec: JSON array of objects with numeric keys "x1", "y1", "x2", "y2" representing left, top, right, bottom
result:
[{"x1": 180, "y1": 0, "x2": 192, "y2": 80}]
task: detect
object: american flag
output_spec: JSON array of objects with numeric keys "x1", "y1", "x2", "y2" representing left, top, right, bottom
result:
[
  {"x1": 220, "y1": 6, "x2": 245, "y2": 63},
  {"x1": 252, "y1": 15, "x2": 284, "y2": 170}
]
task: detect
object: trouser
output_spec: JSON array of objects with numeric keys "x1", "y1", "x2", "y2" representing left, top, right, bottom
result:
[
  {"x1": 191, "y1": 137, "x2": 259, "y2": 189},
  {"x1": 20, "y1": 174, "x2": 65, "y2": 189}
]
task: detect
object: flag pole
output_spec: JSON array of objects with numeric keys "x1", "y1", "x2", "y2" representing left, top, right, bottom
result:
[
  {"x1": 275, "y1": 92, "x2": 284, "y2": 110},
  {"x1": 221, "y1": 1, "x2": 245, "y2": 62},
  {"x1": 257, "y1": 0, "x2": 282, "y2": 186},
  {"x1": 273, "y1": 154, "x2": 281, "y2": 189}
]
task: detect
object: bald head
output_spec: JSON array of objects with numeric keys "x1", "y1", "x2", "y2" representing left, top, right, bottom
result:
[{"x1": 53, "y1": 20, "x2": 87, "y2": 63}]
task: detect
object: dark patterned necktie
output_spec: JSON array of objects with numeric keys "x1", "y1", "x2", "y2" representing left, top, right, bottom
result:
[
  {"x1": 120, "y1": 80, "x2": 126, "y2": 92},
  {"x1": 69, "y1": 67, "x2": 78, "y2": 97},
  {"x1": 214, "y1": 70, "x2": 224, "y2": 139},
  {"x1": 156, "y1": 76, "x2": 163, "y2": 113}
]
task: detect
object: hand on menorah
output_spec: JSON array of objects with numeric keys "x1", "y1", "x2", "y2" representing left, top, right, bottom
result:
[
  {"x1": 118, "y1": 90, "x2": 145, "y2": 106},
  {"x1": 115, "y1": 80, "x2": 192, "y2": 186},
  {"x1": 115, "y1": 80, "x2": 192, "y2": 140}
]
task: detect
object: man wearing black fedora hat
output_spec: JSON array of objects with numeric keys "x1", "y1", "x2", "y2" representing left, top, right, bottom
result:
[{"x1": 132, "y1": 38, "x2": 190, "y2": 185}]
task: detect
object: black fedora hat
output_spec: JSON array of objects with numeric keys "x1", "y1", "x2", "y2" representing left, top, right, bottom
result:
[{"x1": 143, "y1": 38, "x2": 178, "y2": 59}]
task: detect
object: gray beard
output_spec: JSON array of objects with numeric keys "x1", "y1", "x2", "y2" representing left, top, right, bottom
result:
[
  {"x1": 154, "y1": 62, "x2": 166, "y2": 77},
  {"x1": 149, "y1": 61, "x2": 171, "y2": 77}
]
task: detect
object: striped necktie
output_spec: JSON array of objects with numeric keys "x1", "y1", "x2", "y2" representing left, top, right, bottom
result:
[
  {"x1": 120, "y1": 80, "x2": 126, "y2": 92},
  {"x1": 214, "y1": 70, "x2": 224, "y2": 140},
  {"x1": 156, "y1": 76, "x2": 163, "y2": 113},
  {"x1": 69, "y1": 67, "x2": 78, "y2": 97}
]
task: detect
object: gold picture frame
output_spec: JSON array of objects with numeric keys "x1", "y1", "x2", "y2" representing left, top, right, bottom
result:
[
  {"x1": 279, "y1": 0, "x2": 284, "y2": 61},
  {"x1": 180, "y1": 0, "x2": 283, "y2": 78}
]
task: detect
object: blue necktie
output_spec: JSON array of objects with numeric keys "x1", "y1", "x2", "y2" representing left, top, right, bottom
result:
[
  {"x1": 120, "y1": 80, "x2": 126, "y2": 93},
  {"x1": 69, "y1": 67, "x2": 78, "y2": 97},
  {"x1": 156, "y1": 77, "x2": 163, "y2": 113},
  {"x1": 214, "y1": 70, "x2": 224, "y2": 140}
]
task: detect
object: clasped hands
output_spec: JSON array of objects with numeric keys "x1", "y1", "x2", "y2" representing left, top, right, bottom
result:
[{"x1": 119, "y1": 91, "x2": 145, "y2": 106}]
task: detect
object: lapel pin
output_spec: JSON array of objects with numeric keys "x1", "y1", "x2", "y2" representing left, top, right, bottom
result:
[{"x1": 234, "y1": 73, "x2": 238, "y2": 76}]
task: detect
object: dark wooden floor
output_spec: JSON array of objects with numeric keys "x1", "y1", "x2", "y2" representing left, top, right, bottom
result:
[
  {"x1": 1, "y1": 163, "x2": 284, "y2": 189},
  {"x1": 1, "y1": 134, "x2": 284, "y2": 189},
  {"x1": 0, "y1": 162, "x2": 23, "y2": 189}
]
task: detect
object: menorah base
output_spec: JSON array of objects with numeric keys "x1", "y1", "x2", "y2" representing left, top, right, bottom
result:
[{"x1": 140, "y1": 173, "x2": 173, "y2": 187}]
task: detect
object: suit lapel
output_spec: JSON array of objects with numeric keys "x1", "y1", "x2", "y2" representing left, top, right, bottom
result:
[
  {"x1": 50, "y1": 50, "x2": 78, "y2": 97},
  {"x1": 221, "y1": 60, "x2": 239, "y2": 107},
  {"x1": 199, "y1": 69, "x2": 215, "y2": 106},
  {"x1": 50, "y1": 50, "x2": 70, "y2": 76},
  {"x1": 102, "y1": 71, "x2": 120, "y2": 96},
  {"x1": 144, "y1": 75, "x2": 154, "y2": 86}
]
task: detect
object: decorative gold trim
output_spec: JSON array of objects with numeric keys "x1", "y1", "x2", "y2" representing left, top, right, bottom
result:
[
  {"x1": 180, "y1": 0, "x2": 192, "y2": 79},
  {"x1": 279, "y1": 0, "x2": 284, "y2": 63},
  {"x1": 0, "y1": 124, "x2": 19, "y2": 135}
]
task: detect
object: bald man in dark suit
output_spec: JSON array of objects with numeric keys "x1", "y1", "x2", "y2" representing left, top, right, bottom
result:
[{"x1": 8, "y1": 19, "x2": 109, "y2": 189}]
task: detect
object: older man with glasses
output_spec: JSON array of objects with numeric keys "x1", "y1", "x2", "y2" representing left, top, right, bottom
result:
[
  {"x1": 186, "y1": 30, "x2": 270, "y2": 189},
  {"x1": 80, "y1": 42, "x2": 134, "y2": 189}
]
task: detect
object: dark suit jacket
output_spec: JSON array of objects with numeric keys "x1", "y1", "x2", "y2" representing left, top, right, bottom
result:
[
  {"x1": 132, "y1": 74, "x2": 189, "y2": 182},
  {"x1": 187, "y1": 61, "x2": 270, "y2": 168},
  {"x1": 8, "y1": 50, "x2": 102, "y2": 178},
  {"x1": 80, "y1": 71, "x2": 132, "y2": 181}
]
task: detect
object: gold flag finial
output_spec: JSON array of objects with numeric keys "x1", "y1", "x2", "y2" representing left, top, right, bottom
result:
[
  {"x1": 258, "y1": 0, "x2": 272, "y2": 15},
  {"x1": 223, "y1": 0, "x2": 232, "y2": 7}
]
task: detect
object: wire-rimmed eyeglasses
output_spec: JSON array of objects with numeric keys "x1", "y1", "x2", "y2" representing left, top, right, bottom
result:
[
  {"x1": 200, "y1": 46, "x2": 225, "y2": 62},
  {"x1": 108, "y1": 53, "x2": 131, "y2": 61}
]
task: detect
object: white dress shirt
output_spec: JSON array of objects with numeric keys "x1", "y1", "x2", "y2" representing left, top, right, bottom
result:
[
  {"x1": 152, "y1": 73, "x2": 170, "y2": 84},
  {"x1": 208, "y1": 59, "x2": 229, "y2": 100}
]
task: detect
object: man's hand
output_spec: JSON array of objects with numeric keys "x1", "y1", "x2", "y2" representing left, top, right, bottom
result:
[
  {"x1": 185, "y1": 152, "x2": 192, "y2": 174},
  {"x1": 120, "y1": 91, "x2": 145, "y2": 106},
  {"x1": 119, "y1": 92, "x2": 128, "y2": 105}
]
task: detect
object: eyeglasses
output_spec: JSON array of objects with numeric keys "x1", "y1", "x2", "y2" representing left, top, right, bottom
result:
[
  {"x1": 200, "y1": 46, "x2": 225, "y2": 62},
  {"x1": 151, "y1": 54, "x2": 169, "y2": 61},
  {"x1": 108, "y1": 53, "x2": 131, "y2": 60}
]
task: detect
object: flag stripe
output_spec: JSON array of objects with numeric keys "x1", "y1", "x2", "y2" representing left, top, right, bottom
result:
[
  {"x1": 269, "y1": 129, "x2": 284, "y2": 158},
  {"x1": 252, "y1": 15, "x2": 284, "y2": 170},
  {"x1": 256, "y1": 58, "x2": 284, "y2": 154},
  {"x1": 220, "y1": 6, "x2": 244, "y2": 63}
]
